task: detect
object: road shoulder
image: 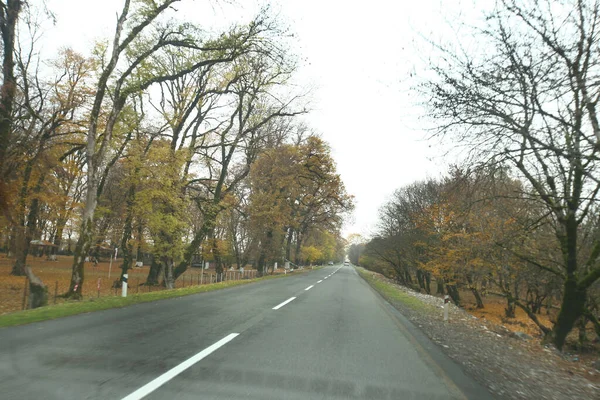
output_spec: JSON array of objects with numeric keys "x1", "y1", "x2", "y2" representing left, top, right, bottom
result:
[
  {"x1": 0, "y1": 269, "x2": 317, "y2": 328},
  {"x1": 356, "y1": 267, "x2": 599, "y2": 400}
]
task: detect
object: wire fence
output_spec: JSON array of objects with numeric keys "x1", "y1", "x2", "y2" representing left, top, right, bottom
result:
[{"x1": 0, "y1": 255, "x2": 257, "y2": 313}]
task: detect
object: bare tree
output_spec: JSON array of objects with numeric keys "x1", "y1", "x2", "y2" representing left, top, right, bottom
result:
[{"x1": 424, "y1": 0, "x2": 600, "y2": 350}]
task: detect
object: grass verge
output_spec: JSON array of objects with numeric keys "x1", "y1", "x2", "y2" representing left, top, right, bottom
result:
[
  {"x1": 0, "y1": 270, "x2": 310, "y2": 328},
  {"x1": 356, "y1": 267, "x2": 437, "y2": 313}
]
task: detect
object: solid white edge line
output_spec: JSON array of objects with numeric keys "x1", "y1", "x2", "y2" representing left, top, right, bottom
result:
[
  {"x1": 121, "y1": 333, "x2": 239, "y2": 400},
  {"x1": 317, "y1": 280, "x2": 323, "y2": 283},
  {"x1": 272, "y1": 296, "x2": 297, "y2": 310},
  {"x1": 305, "y1": 285, "x2": 314, "y2": 291}
]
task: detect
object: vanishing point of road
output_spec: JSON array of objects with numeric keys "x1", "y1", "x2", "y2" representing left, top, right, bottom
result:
[{"x1": 0, "y1": 265, "x2": 493, "y2": 399}]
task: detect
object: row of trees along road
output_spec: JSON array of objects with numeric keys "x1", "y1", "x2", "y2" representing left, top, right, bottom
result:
[
  {"x1": 356, "y1": 0, "x2": 600, "y2": 351},
  {"x1": 0, "y1": 1, "x2": 352, "y2": 306}
]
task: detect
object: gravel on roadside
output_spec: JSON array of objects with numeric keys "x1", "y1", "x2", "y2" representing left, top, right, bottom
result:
[{"x1": 359, "y1": 269, "x2": 600, "y2": 400}]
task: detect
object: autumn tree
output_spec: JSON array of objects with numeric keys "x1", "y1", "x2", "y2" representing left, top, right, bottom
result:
[
  {"x1": 175, "y1": 24, "x2": 306, "y2": 280},
  {"x1": 68, "y1": 1, "x2": 295, "y2": 297},
  {"x1": 6, "y1": 45, "x2": 91, "y2": 297},
  {"x1": 248, "y1": 136, "x2": 353, "y2": 273},
  {"x1": 423, "y1": 0, "x2": 600, "y2": 349},
  {"x1": 133, "y1": 140, "x2": 188, "y2": 288}
]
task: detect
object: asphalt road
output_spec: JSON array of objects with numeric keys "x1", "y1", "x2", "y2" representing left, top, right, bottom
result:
[{"x1": 0, "y1": 265, "x2": 493, "y2": 400}]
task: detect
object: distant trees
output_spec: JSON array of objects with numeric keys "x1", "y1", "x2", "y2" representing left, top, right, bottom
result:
[
  {"x1": 347, "y1": 242, "x2": 364, "y2": 266},
  {"x1": 247, "y1": 135, "x2": 353, "y2": 273},
  {"x1": 361, "y1": 161, "x2": 600, "y2": 349}
]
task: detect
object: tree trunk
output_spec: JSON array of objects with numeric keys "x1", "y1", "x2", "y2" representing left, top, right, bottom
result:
[
  {"x1": 258, "y1": 230, "x2": 273, "y2": 276},
  {"x1": 285, "y1": 227, "x2": 293, "y2": 262},
  {"x1": 505, "y1": 297, "x2": 516, "y2": 318},
  {"x1": 136, "y1": 223, "x2": 143, "y2": 261},
  {"x1": 416, "y1": 269, "x2": 425, "y2": 292},
  {"x1": 162, "y1": 257, "x2": 174, "y2": 289},
  {"x1": 25, "y1": 266, "x2": 47, "y2": 309},
  {"x1": 257, "y1": 248, "x2": 266, "y2": 276},
  {"x1": 471, "y1": 288, "x2": 485, "y2": 309},
  {"x1": 436, "y1": 278, "x2": 445, "y2": 295},
  {"x1": 577, "y1": 316, "x2": 588, "y2": 349},
  {"x1": 172, "y1": 202, "x2": 220, "y2": 280},
  {"x1": 0, "y1": 0, "x2": 22, "y2": 193},
  {"x1": 548, "y1": 214, "x2": 586, "y2": 350},
  {"x1": 146, "y1": 258, "x2": 162, "y2": 285},
  {"x1": 548, "y1": 277, "x2": 586, "y2": 350},
  {"x1": 67, "y1": 186, "x2": 96, "y2": 299},
  {"x1": 10, "y1": 227, "x2": 28, "y2": 276},
  {"x1": 11, "y1": 174, "x2": 45, "y2": 276},
  {"x1": 424, "y1": 272, "x2": 431, "y2": 294},
  {"x1": 118, "y1": 184, "x2": 136, "y2": 284},
  {"x1": 446, "y1": 284, "x2": 461, "y2": 306},
  {"x1": 466, "y1": 274, "x2": 484, "y2": 309},
  {"x1": 294, "y1": 233, "x2": 302, "y2": 266},
  {"x1": 53, "y1": 217, "x2": 67, "y2": 251},
  {"x1": 394, "y1": 268, "x2": 406, "y2": 285},
  {"x1": 211, "y1": 235, "x2": 223, "y2": 276},
  {"x1": 404, "y1": 268, "x2": 413, "y2": 285}
]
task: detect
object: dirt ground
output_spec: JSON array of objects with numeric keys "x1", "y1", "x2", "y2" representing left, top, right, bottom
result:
[
  {"x1": 365, "y1": 271, "x2": 600, "y2": 400},
  {"x1": 463, "y1": 293, "x2": 555, "y2": 338},
  {"x1": 0, "y1": 254, "x2": 257, "y2": 315}
]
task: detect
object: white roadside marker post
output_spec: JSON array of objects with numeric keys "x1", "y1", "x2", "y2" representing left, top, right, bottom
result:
[
  {"x1": 444, "y1": 295, "x2": 450, "y2": 322},
  {"x1": 122, "y1": 273, "x2": 128, "y2": 297}
]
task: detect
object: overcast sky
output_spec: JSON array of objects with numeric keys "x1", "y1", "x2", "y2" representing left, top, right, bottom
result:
[{"x1": 43, "y1": 0, "x2": 485, "y2": 238}]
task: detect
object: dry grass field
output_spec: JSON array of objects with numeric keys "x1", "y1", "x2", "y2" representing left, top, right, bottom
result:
[{"x1": 0, "y1": 254, "x2": 256, "y2": 314}]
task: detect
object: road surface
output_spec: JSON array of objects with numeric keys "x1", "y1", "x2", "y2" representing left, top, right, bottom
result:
[{"x1": 0, "y1": 265, "x2": 493, "y2": 399}]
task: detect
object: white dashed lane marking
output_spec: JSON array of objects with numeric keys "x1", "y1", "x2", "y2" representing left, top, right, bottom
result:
[
  {"x1": 272, "y1": 297, "x2": 297, "y2": 310},
  {"x1": 121, "y1": 333, "x2": 239, "y2": 400}
]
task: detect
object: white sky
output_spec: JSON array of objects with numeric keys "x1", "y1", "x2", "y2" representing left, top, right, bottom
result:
[{"x1": 42, "y1": 0, "x2": 486, "y2": 238}]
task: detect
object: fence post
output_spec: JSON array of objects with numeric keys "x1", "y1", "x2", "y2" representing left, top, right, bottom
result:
[
  {"x1": 22, "y1": 276, "x2": 29, "y2": 310},
  {"x1": 137, "y1": 278, "x2": 139, "y2": 293},
  {"x1": 54, "y1": 281, "x2": 58, "y2": 304},
  {"x1": 444, "y1": 295, "x2": 450, "y2": 322},
  {"x1": 97, "y1": 278, "x2": 101, "y2": 298}
]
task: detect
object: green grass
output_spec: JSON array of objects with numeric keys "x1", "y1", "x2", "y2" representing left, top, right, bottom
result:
[
  {"x1": 356, "y1": 267, "x2": 436, "y2": 313},
  {"x1": 0, "y1": 271, "x2": 306, "y2": 328}
]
